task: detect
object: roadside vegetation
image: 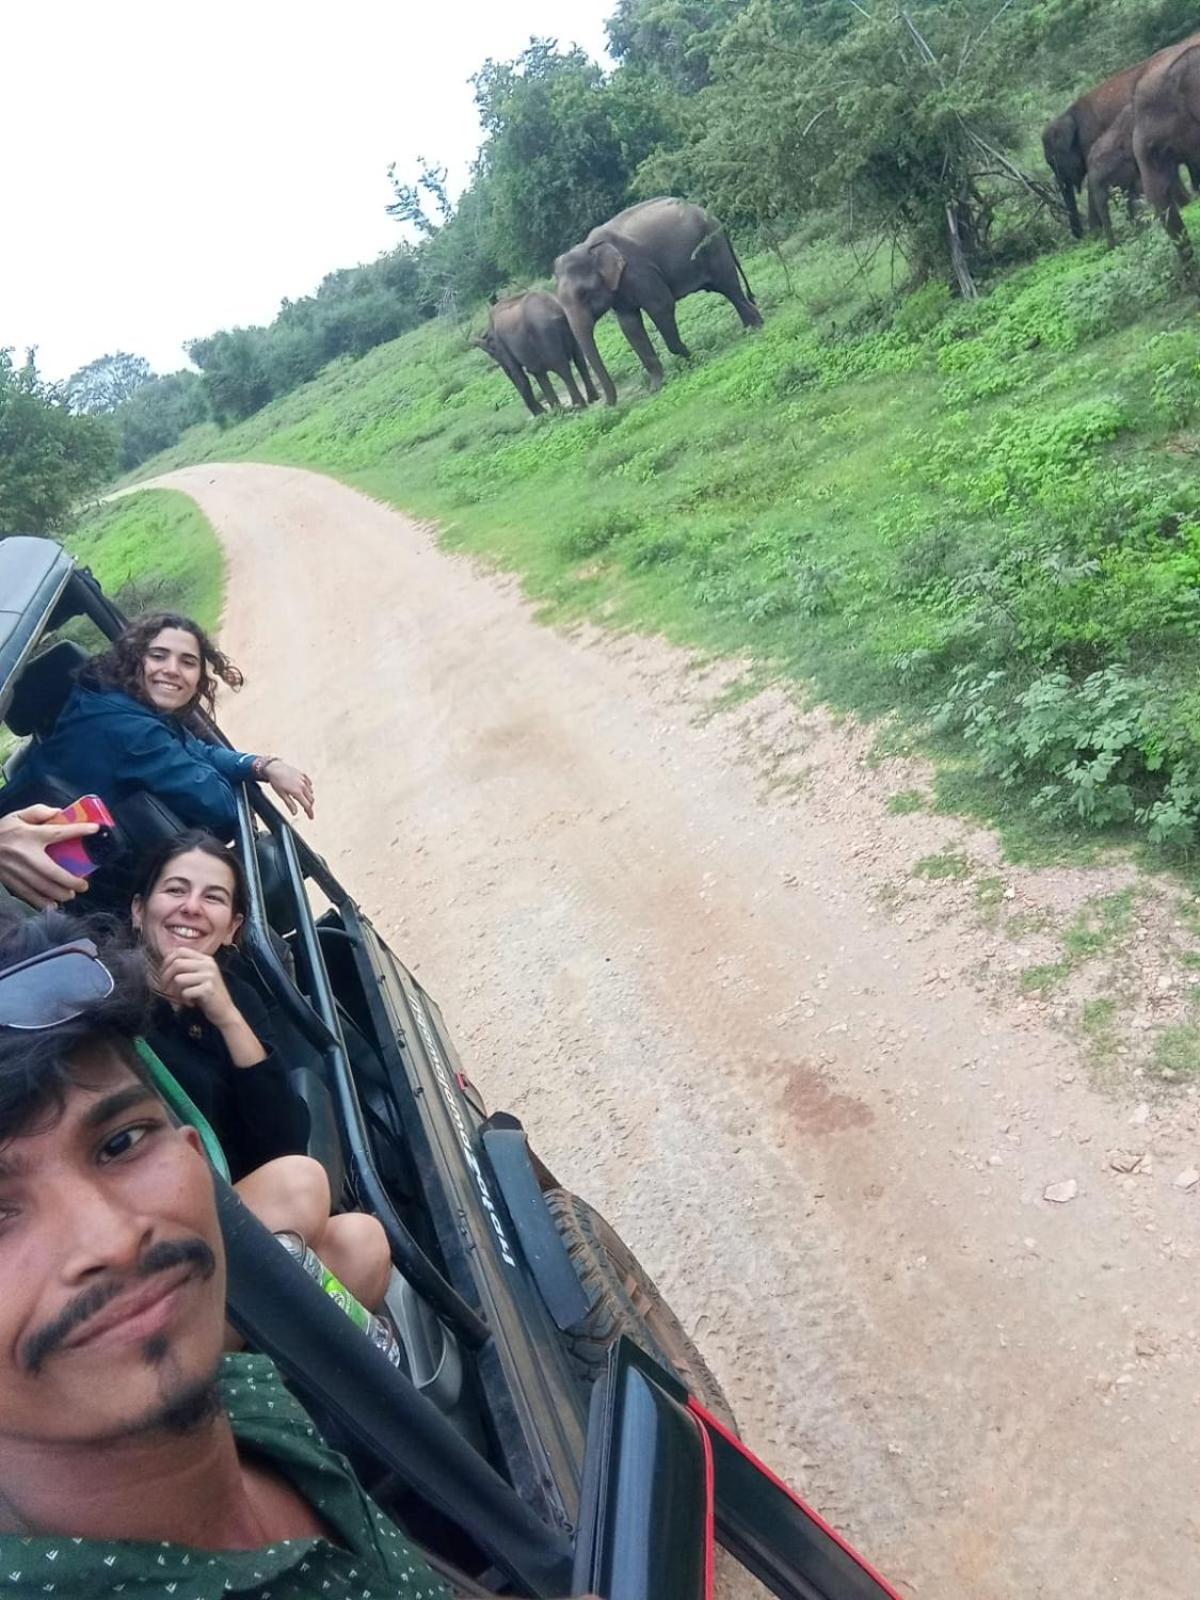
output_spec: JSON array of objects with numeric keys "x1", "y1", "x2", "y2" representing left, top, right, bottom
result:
[
  {"x1": 9, "y1": 0, "x2": 1200, "y2": 864},
  {"x1": 129, "y1": 216, "x2": 1200, "y2": 860},
  {"x1": 67, "y1": 491, "x2": 224, "y2": 633}
]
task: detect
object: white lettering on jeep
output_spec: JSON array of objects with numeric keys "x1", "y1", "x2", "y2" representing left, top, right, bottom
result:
[{"x1": 407, "y1": 990, "x2": 518, "y2": 1268}]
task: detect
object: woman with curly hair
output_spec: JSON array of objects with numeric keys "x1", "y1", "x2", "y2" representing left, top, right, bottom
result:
[{"x1": 2, "y1": 613, "x2": 314, "y2": 835}]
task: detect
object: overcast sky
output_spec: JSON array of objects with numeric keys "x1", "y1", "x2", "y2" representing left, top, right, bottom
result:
[{"x1": 2, "y1": 0, "x2": 612, "y2": 382}]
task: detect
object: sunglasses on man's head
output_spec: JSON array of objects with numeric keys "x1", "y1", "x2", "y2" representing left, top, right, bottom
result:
[{"x1": 0, "y1": 940, "x2": 116, "y2": 1031}]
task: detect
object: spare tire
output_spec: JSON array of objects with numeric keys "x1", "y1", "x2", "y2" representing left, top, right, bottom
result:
[{"x1": 545, "y1": 1188, "x2": 736, "y2": 1431}]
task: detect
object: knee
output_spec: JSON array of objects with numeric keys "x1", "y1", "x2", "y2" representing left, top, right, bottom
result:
[
  {"x1": 240, "y1": 1154, "x2": 331, "y2": 1240},
  {"x1": 326, "y1": 1212, "x2": 393, "y2": 1308}
]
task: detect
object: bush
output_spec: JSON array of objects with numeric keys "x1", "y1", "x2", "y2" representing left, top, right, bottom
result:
[{"x1": 934, "y1": 664, "x2": 1200, "y2": 845}]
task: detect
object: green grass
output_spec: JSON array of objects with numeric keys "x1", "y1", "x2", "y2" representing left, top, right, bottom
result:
[
  {"x1": 124, "y1": 211, "x2": 1200, "y2": 860},
  {"x1": 1019, "y1": 889, "x2": 1141, "y2": 995},
  {"x1": 886, "y1": 788, "x2": 926, "y2": 815},
  {"x1": 68, "y1": 490, "x2": 224, "y2": 633},
  {"x1": 1154, "y1": 1023, "x2": 1200, "y2": 1076},
  {"x1": 1080, "y1": 996, "x2": 1120, "y2": 1067},
  {"x1": 912, "y1": 850, "x2": 972, "y2": 880}
]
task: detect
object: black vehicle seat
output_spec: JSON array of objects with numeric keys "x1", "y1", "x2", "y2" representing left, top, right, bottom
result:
[
  {"x1": 2, "y1": 639, "x2": 90, "y2": 794},
  {"x1": 5, "y1": 638, "x2": 88, "y2": 740},
  {"x1": 230, "y1": 950, "x2": 348, "y2": 1204},
  {"x1": 256, "y1": 831, "x2": 298, "y2": 937}
]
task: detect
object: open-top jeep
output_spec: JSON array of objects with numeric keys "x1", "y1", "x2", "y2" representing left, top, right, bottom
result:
[{"x1": 0, "y1": 533, "x2": 901, "y2": 1600}]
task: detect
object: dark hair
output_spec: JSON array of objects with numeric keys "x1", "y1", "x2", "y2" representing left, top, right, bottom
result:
[
  {"x1": 134, "y1": 831, "x2": 248, "y2": 926},
  {"x1": 0, "y1": 910, "x2": 150, "y2": 1145},
  {"x1": 80, "y1": 612, "x2": 243, "y2": 718}
]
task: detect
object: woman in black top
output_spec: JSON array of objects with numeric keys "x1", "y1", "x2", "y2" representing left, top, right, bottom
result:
[{"x1": 132, "y1": 831, "x2": 390, "y2": 1311}]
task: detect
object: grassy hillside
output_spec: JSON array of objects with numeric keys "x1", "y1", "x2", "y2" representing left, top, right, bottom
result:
[
  {"x1": 69, "y1": 489, "x2": 224, "y2": 634},
  {"x1": 130, "y1": 217, "x2": 1200, "y2": 859}
]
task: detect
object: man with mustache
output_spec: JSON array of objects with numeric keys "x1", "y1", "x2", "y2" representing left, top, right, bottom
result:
[{"x1": 0, "y1": 909, "x2": 450, "y2": 1600}]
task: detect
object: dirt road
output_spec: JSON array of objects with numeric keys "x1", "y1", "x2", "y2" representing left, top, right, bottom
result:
[{"x1": 146, "y1": 463, "x2": 1200, "y2": 1597}]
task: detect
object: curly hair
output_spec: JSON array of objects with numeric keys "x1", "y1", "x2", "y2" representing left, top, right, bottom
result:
[{"x1": 80, "y1": 612, "x2": 243, "y2": 718}]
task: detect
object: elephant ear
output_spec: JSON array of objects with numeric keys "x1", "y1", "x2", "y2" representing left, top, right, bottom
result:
[{"x1": 589, "y1": 239, "x2": 626, "y2": 292}]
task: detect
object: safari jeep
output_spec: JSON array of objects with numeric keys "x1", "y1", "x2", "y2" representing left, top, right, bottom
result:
[{"x1": 0, "y1": 533, "x2": 901, "y2": 1600}]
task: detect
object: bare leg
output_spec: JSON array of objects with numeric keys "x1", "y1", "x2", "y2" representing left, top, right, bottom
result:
[
  {"x1": 534, "y1": 371, "x2": 562, "y2": 410},
  {"x1": 614, "y1": 307, "x2": 665, "y2": 390},
  {"x1": 314, "y1": 1213, "x2": 392, "y2": 1310},
  {"x1": 235, "y1": 1154, "x2": 391, "y2": 1311}
]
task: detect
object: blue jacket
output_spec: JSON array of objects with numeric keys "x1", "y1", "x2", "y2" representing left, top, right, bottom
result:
[{"x1": 2, "y1": 685, "x2": 257, "y2": 836}]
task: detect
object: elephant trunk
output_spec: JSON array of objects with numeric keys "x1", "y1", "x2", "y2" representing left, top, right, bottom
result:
[
  {"x1": 565, "y1": 308, "x2": 616, "y2": 407},
  {"x1": 1059, "y1": 176, "x2": 1083, "y2": 239}
]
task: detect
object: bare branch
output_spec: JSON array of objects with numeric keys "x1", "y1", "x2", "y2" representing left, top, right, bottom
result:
[
  {"x1": 901, "y1": 9, "x2": 939, "y2": 70},
  {"x1": 960, "y1": 0, "x2": 1019, "y2": 74}
]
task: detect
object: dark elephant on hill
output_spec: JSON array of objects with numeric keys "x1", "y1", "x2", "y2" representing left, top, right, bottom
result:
[
  {"x1": 553, "y1": 197, "x2": 762, "y2": 406},
  {"x1": 1044, "y1": 58, "x2": 1153, "y2": 238},
  {"x1": 1134, "y1": 38, "x2": 1200, "y2": 270},
  {"x1": 1087, "y1": 102, "x2": 1194, "y2": 248},
  {"x1": 1045, "y1": 30, "x2": 1200, "y2": 237},
  {"x1": 1086, "y1": 106, "x2": 1144, "y2": 247},
  {"x1": 473, "y1": 290, "x2": 599, "y2": 418}
]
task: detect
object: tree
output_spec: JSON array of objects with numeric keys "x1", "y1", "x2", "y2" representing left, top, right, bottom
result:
[
  {"x1": 0, "y1": 348, "x2": 117, "y2": 534},
  {"x1": 114, "y1": 370, "x2": 209, "y2": 471},
  {"x1": 471, "y1": 38, "x2": 673, "y2": 277},
  {"x1": 65, "y1": 351, "x2": 153, "y2": 415},
  {"x1": 640, "y1": 0, "x2": 1038, "y2": 290},
  {"x1": 386, "y1": 157, "x2": 452, "y2": 237},
  {"x1": 187, "y1": 328, "x2": 274, "y2": 427},
  {"x1": 606, "y1": 0, "x2": 748, "y2": 92}
]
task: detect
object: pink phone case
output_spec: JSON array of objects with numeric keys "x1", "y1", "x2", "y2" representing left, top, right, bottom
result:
[{"x1": 44, "y1": 795, "x2": 116, "y2": 877}]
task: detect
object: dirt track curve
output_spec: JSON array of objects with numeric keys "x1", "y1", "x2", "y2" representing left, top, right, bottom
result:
[{"x1": 143, "y1": 463, "x2": 1200, "y2": 1598}]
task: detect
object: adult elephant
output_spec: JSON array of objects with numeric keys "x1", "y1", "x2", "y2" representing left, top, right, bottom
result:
[
  {"x1": 1044, "y1": 59, "x2": 1152, "y2": 238},
  {"x1": 1133, "y1": 38, "x2": 1200, "y2": 271},
  {"x1": 1044, "y1": 31, "x2": 1200, "y2": 237},
  {"x1": 553, "y1": 197, "x2": 762, "y2": 406},
  {"x1": 472, "y1": 290, "x2": 599, "y2": 418}
]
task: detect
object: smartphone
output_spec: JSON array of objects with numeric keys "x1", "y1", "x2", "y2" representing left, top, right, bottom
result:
[{"x1": 44, "y1": 795, "x2": 117, "y2": 878}]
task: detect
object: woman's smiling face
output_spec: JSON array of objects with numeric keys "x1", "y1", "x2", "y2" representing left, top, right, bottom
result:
[
  {"x1": 140, "y1": 627, "x2": 203, "y2": 714},
  {"x1": 132, "y1": 849, "x2": 243, "y2": 962}
]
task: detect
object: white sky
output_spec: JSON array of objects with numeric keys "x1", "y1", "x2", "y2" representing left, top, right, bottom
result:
[{"x1": 2, "y1": 0, "x2": 613, "y2": 381}]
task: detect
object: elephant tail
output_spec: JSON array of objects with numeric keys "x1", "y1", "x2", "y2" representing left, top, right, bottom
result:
[{"x1": 730, "y1": 242, "x2": 757, "y2": 306}]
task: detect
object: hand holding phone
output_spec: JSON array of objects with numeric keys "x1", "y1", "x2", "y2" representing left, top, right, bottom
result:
[{"x1": 43, "y1": 795, "x2": 117, "y2": 878}]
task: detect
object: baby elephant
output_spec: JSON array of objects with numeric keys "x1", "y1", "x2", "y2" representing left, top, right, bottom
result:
[{"x1": 473, "y1": 290, "x2": 599, "y2": 417}]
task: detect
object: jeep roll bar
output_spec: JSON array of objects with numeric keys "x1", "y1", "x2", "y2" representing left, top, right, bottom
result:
[{"x1": 232, "y1": 788, "x2": 491, "y2": 1347}]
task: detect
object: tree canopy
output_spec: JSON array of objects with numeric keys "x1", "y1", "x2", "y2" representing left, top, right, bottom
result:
[
  {"x1": 0, "y1": 350, "x2": 117, "y2": 535},
  {"x1": 69, "y1": 0, "x2": 1200, "y2": 463}
]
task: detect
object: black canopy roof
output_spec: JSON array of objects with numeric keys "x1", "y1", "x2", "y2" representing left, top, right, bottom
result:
[{"x1": 0, "y1": 537, "x2": 76, "y2": 721}]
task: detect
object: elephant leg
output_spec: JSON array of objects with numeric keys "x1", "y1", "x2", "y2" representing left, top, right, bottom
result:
[
  {"x1": 1088, "y1": 176, "x2": 1115, "y2": 248},
  {"x1": 555, "y1": 363, "x2": 588, "y2": 410},
  {"x1": 534, "y1": 371, "x2": 562, "y2": 410},
  {"x1": 700, "y1": 242, "x2": 763, "y2": 328},
  {"x1": 507, "y1": 366, "x2": 544, "y2": 418},
  {"x1": 614, "y1": 307, "x2": 665, "y2": 391},
  {"x1": 645, "y1": 300, "x2": 691, "y2": 360}
]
